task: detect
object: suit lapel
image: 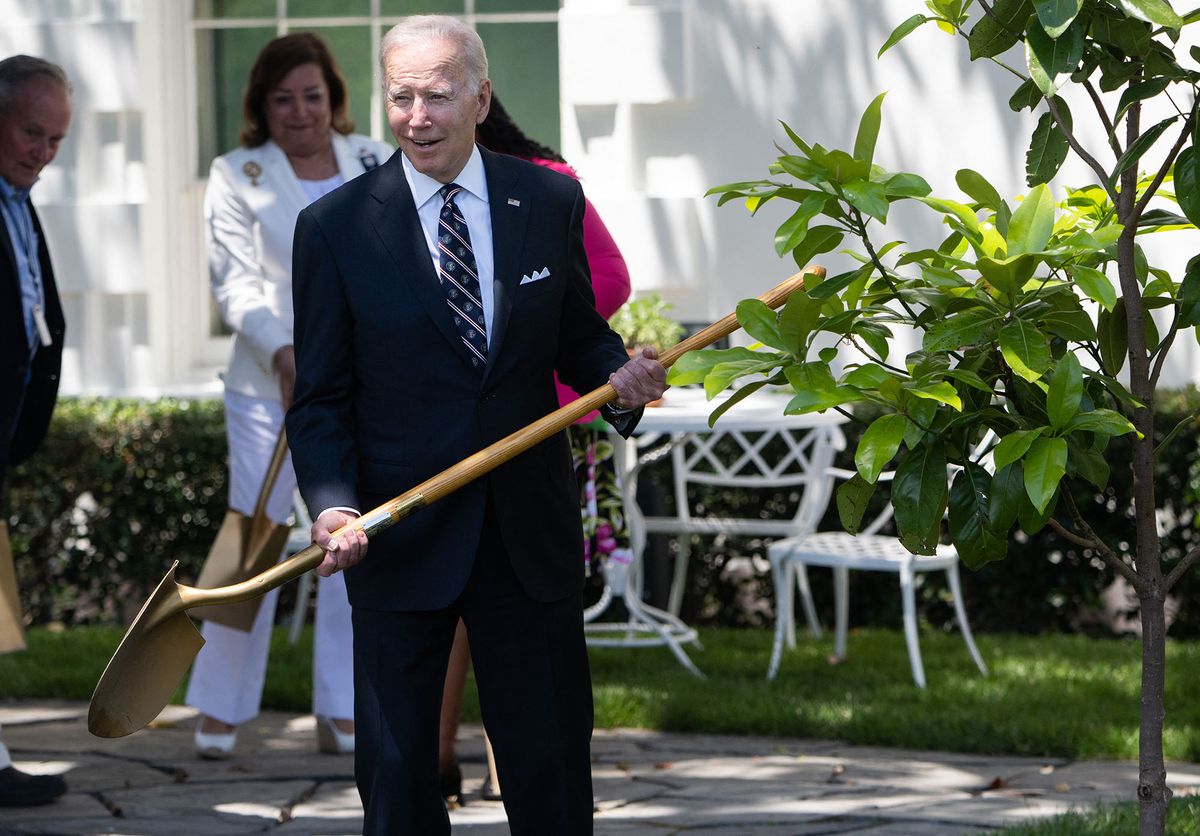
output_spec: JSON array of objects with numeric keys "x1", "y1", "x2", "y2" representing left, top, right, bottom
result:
[
  {"x1": 481, "y1": 149, "x2": 529, "y2": 381},
  {"x1": 366, "y1": 154, "x2": 471, "y2": 365}
]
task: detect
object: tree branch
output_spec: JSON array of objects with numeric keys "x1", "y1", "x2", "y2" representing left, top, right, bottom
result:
[
  {"x1": 1061, "y1": 491, "x2": 1144, "y2": 590},
  {"x1": 1083, "y1": 79, "x2": 1122, "y2": 157},
  {"x1": 1166, "y1": 546, "x2": 1200, "y2": 590},
  {"x1": 1047, "y1": 96, "x2": 1119, "y2": 204},
  {"x1": 1132, "y1": 113, "x2": 1197, "y2": 222}
]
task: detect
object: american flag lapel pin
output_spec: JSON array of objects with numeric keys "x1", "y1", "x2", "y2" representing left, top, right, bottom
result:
[{"x1": 507, "y1": 197, "x2": 520, "y2": 207}]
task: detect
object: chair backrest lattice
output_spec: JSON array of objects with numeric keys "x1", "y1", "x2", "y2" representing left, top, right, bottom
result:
[{"x1": 662, "y1": 422, "x2": 845, "y2": 539}]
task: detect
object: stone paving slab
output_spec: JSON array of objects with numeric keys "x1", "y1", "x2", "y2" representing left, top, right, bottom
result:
[{"x1": 1, "y1": 699, "x2": 1197, "y2": 835}]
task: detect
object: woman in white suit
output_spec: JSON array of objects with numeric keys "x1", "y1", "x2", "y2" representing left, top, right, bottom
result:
[{"x1": 188, "y1": 32, "x2": 392, "y2": 758}]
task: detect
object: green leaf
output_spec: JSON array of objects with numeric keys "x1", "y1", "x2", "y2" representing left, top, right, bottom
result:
[
  {"x1": 1174, "y1": 147, "x2": 1200, "y2": 227},
  {"x1": 1070, "y1": 443, "x2": 1111, "y2": 490},
  {"x1": 993, "y1": 428, "x2": 1046, "y2": 470},
  {"x1": 854, "y1": 92, "x2": 887, "y2": 167},
  {"x1": 783, "y1": 362, "x2": 853, "y2": 413},
  {"x1": 1097, "y1": 299, "x2": 1128, "y2": 376},
  {"x1": 1009, "y1": 78, "x2": 1043, "y2": 111},
  {"x1": 836, "y1": 474, "x2": 876, "y2": 535},
  {"x1": 778, "y1": 290, "x2": 824, "y2": 354},
  {"x1": 989, "y1": 462, "x2": 1025, "y2": 532},
  {"x1": 882, "y1": 172, "x2": 933, "y2": 197},
  {"x1": 736, "y1": 299, "x2": 788, "y2": 351},
  {"x1": 1024, "y1": 436, "x2": 1068, "y2": 513},
  {"x1": 1072, "y1": 265, "x2": 1118, "y2": 311},
  {"x1": 894, "y1": 442, "x2": 948, "y2": 555},
  {"x1": 949, "y1": 463, "x2": 1008, "y2": 569},
  {"x1": 791, "y1": 226, "x2": 844, "y2": 269},
  {"x1": 773, "y1": 193, "x2": 831, "y2": 257},
  {"x1": 1179, "y1": 255, "x2": 1200, "y2": 327},
  {"x1": 1046, "y1": 351, "x2": 1083, "y2": 428},
  {"x1": 1026, "y1": 106, "x2": 1071, "y2": 186},
  {"x1": 1033, "y1": 0, "x2": 1083, "y2": 36},
  {"x1": 956, "y1": 168, "x2": 1006, "y2": 213},
  {"x1": 978, "y1": 253, "x2": 1037, "y2": 296},
  {"x1": 1008, "y1": 183, "x2": 1056, "y2": 255},
  {"x1": 908, "y1": 381, "x2": 964, "y2": 410},
  {"x1": 843, "y1": 180, "x2": 891, "y2": 223},
  {"x1": 1026, "y1": 15, "x2": 1083, "y2": 95},
  {"x1": 706, "y1": 379, "x2": 769, "y2": 427},
  {"x1": 969, "y1": 0, "x2": 1034, "y2": 59},
  {"x1": 1114, "y1": 77, "x2": 1173, "y2": 126},
  {"x1": 1064, "y1": 408, "x2": 1138, "y2": 436},
  {"x1": 856, "y1": 413, "x2": 907, "y2": 483},
  {"x1": 1111, "y1": 0, "x2": 1184, "y2": 29},
  {"x1": 704, "y1": 358, "x2": 782, "y2": 397},
  {"x1": 667, "y1": 346, "x2": 768, "y2": 385},
  {"x1": 1000, "y1": 320, "x2": 1052, "y2": 381},
  {"x1": 1110, "y1": 115, "x2": 1179, "y2": 185},
  {"x1": 923, "y1": 307, "x2": 1000, "y2": 351},
  {"x1": 879, "y1": 14, "x2": 930, "y2": 56},
  {"x1": 1018, "y1": 486, "x2": 1055, "y2": 533},
  {"x1": 843, "y1": 363, "x2": 892, "y2": 390}
]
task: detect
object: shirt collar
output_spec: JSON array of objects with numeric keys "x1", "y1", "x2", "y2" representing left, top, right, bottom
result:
[
  {"x1": 0, "y1": 176, "x2": 31, "y2": 206},
  {"x1": 402, "y1": 144, "x2": 487, "y2": 210}
]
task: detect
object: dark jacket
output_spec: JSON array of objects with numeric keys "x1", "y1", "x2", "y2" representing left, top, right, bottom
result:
[
  {"x1": 1, "y1": 200, "x2": 65, "y2": 498},
  {"x1": 287, "y1": 146, "x2": 637, "y2": 610}
]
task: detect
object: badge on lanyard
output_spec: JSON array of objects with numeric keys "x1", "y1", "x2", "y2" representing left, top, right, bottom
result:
[
  {"x1": 32, "y1": 303, "x2": 52, "y2": 347},
  {"x1": 358, "y1": 149, "x2": 379, "y2": 172}
]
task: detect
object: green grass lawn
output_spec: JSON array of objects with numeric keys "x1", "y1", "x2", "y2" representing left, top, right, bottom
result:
[
  {"x1": 3, "y1": 624, "x2": 1199, "y2": 762},
  {"x1": 993, "y1": 796, "x2": 1200, "y2": 834}
]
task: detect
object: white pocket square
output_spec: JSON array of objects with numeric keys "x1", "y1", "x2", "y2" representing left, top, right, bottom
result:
[{"x1": 520, "y1": 267, "x2": 551, "y2": 285}]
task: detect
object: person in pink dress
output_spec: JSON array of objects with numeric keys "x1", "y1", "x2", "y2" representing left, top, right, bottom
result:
[{"x1": 436, "y1": 94, "x2": 633, "y2": 805}]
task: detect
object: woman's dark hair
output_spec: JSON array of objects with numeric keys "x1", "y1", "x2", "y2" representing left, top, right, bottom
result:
[
  {"x1": 239, "y1": 32, "x2": 355, "y2": 148},
  {"x1": 477, "y1": 95, "x2": 564, "y2": 164}
]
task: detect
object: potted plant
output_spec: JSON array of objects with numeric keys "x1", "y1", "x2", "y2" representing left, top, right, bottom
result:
[{"x1": 609, "y1": 293, "x2": 685, "y2": 355}]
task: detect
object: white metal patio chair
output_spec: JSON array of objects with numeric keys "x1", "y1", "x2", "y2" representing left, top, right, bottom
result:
[
  {"x1": 634, "y1": 417, "x2": 847, "y2": 624},
  {"x1": 766, "y1": 448, "x2": 991, "y2": 688}
]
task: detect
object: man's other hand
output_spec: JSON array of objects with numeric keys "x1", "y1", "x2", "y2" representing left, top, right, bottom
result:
[
  {"x1": 311, "y1": 509, "x2": 369, "y2": 577},
  {"x1": 609, "y1": 347, "x2": 668, "y2": 409}
]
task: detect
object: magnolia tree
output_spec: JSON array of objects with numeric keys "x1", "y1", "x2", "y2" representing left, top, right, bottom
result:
[{"x1": 675, "y1": 1, "x2": 1199, "y2": 831}]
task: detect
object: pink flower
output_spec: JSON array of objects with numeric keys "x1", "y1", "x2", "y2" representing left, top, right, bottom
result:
[
  {"x1": 595, "y1": 522, "x2": 613, "y2": 540},
  {"x1": 598, "y1": 537, "x2": 617, "y2": 554}
]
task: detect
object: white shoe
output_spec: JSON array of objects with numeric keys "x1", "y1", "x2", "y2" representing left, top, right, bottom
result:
[
  {"x1": 194, "y1": 725, "x2": 237, "y2": 760},
  {"x1": 315, "y1": 715, "x2": 354, "y2": 755}
]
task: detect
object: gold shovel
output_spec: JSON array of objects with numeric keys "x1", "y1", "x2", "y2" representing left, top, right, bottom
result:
[
  {"x1": 87, "y1": 267, "x2": 823, "y2": 739},
  {"x1": 193, "y1": 428, "x2": 293, "y2": 631}
]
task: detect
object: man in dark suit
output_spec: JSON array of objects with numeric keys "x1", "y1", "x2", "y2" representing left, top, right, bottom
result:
[
  {"x1": 286, "y1": 14, "x2": 666, "y2": 835},
  {"x1": 0, "y1": 55, "x2": 70, "y2": 808}
]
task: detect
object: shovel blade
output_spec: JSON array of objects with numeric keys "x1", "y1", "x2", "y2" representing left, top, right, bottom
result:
[{"x1": 88, "y1": 563, "x2": 204, "y2": 738}]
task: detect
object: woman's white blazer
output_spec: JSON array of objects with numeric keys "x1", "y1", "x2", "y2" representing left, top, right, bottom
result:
[{"x1": 205, "y1": 132, "x2": 393, "y2": 400}]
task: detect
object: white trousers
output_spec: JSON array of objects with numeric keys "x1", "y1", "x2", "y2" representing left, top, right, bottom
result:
[{"x1": 185, "y1": 391, "x2": 354, "y2": 725}]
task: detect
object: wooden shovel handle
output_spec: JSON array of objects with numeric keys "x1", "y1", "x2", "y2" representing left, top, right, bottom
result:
[
  {"x1": 188, "y1": 266, "x2": 823, "y2": 604},
  {"x1": 250, "y1": 428, "x2": 290, "y2": 522}
]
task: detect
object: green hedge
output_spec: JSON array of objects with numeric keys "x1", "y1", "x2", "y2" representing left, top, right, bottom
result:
[
  {"x1": 5, "y1": 398, "x2": 228, "y2": 626},
  {"x1": 6, "y1": 391, "x2": 1200, "y2": 636}
]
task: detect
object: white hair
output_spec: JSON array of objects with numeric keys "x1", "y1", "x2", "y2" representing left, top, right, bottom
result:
[{"x1": 379, "y1": 15, "x2": 488, "y2": 91}]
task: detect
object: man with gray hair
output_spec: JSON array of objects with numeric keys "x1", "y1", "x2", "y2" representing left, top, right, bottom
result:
[
  {"x1": 287, "y1": 13, "x2": 666, "y2": 834},
  {"x1": 0, "y1": 54, "x2": 71, "y2": 808}
]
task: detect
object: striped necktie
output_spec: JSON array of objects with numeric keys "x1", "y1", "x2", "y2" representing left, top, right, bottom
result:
[{"x1": 437, "y1": 183, "x2": 487, "y2": 370}]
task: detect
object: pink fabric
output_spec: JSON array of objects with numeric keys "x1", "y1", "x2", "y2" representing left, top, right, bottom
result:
[{"x1": 534, "y1": 158, "x2": 633, "y2": 422}]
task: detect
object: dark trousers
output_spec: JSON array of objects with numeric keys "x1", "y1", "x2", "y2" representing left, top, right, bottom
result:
[{"x1": 352, "y1": 497, "x2": 594, "y2": 835}]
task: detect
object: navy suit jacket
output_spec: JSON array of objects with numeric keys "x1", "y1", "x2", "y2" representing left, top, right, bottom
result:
[
  {"x1": 1, "y1": 200, "x2": 65, "y2": 498},
  {"x1": 287, "y1": 147, "x2": 638, "y2": 611}
]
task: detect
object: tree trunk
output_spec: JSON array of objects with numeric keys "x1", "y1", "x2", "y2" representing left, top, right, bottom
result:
[{"x1": 1138, "y1": 589, "x2": 1171, "y2": 834}]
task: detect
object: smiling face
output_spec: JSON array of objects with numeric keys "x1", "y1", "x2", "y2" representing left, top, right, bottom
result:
[
  {"x1": 0, "y1": 76, "x2": 71, "y2": 190},
  {"x1": 264, "y1": 62, "x2": 333, "y2": 158},
  {"x1": 384, "y1": 36, "x2": 490, "y2": 184}
]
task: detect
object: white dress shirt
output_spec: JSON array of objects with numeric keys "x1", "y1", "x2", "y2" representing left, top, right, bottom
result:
[{"x1": 401, "y1": 146, "x2": 495, "y2": 343}]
